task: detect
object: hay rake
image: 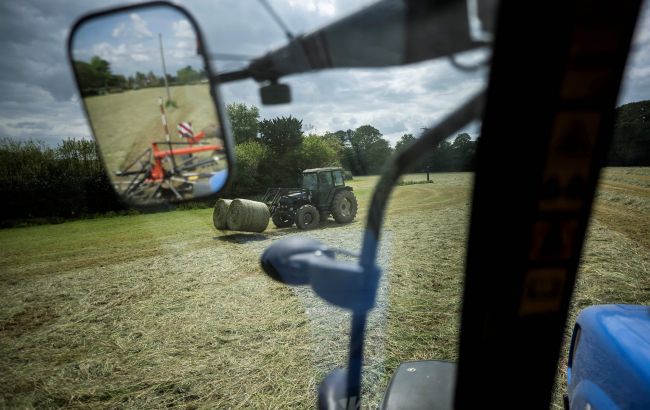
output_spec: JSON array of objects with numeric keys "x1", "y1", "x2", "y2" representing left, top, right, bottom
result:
[{"x1": 114, "y1": 97, "x2": 224, "y2": 202}]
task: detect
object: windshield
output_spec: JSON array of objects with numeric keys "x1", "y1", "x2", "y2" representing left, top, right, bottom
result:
[
  {"x1": 302, "y1": 173, "x2": 317, "y2": 190},
  {"x1": 0, "y1": 0, "x2": 648, "y2": 409}
]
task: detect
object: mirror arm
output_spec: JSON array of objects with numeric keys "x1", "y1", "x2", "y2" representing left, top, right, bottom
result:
[
  {"x1": 213, "y1": 0, "x2": 486, "y2": 86},
  {"x1": 215, "y1": 68, "x2": 253, "y2": 83}
]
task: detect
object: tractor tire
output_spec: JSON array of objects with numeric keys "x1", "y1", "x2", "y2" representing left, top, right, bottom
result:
[
  {"x1": 272, "y1": 213, "x2": 294, "y2": 228},
  {"x1": 295, "y1": 205, "x2": 320, "y2": 230},
  {"x1": 331, "y1": 190, "x2": 358, "y2": 223}
]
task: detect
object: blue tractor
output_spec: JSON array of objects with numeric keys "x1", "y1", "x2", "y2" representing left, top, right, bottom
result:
[{"x1": 565, "y1": 305, "x2": 650, "y2": 410}]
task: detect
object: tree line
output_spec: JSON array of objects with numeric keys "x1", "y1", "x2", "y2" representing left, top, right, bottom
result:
[
  {"x1": 223, "y1": 103, "x2": 477, "y2": 196},
  {"x1": 1, "y1": 100, "x2": 647, "y2": 227},
  {"x1": 0, "y1": 138, "x2": 126, "y2": 227},
  {"x1": 74, "y1": 55, "x2": 206, "y2": 96}
]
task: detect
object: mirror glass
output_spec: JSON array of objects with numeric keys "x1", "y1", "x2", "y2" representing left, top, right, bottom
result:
[{"x1": 70, "y1": 5, "x2": 229, "y2": 205}]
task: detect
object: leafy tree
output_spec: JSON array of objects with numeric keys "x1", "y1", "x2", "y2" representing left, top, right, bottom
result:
[
  {"x1": 394, "y1": 133, "x2": 433, "y2": 172},
  {"x1": 394, "y1": 133, "x2": 416, "y2": 154},
  {"x1": 452, "y1": 133, "x2": 476, "y2": 171},
  {"x1": 431, "y1": 140, "x2": 454, "y2": 171},
  {"x1": 107, "y1": 74, "x2": 127, "y2": 88},
  {"x1": 259, "y1": 115, "x2": 303, "y2": 153},
  {"x1": 227, "y1": 103, "x2": 260, "y2": 144},
  {"x1": 74, "y1": 56, "x2": 114, "y2": 94},
  {"x1": 344, "y1": 125, "x2": 393, "y2": 175},
  {"x1": 176, "y1": 65, "x2": 200, "y2": 84},
  {"x1": 325, "y1": 130, "x2": 349, "y2": 146},
  {"x1": 297, "y1": 135, "x2": 341, "y2": 170},
  {"x1": 74, "y1": 61, "x2": 103, "y2": 91},
  {"x1": 229, "y1": 141, "x2": 268, "y2": 195},
  {"x1": 452, "y1": 133, "x2": 472, "y2": 152},
  {"x1": 89, "y1": 56, "x2": 111, "y2": 86},
  {"x1": 609, "y1": 100, "x2": 650, "y2": 166},
  {"x1": 135, "y1": 72, "x2": 147, "y2": 88},
  {"x1": 146, "y1": 71, "x2": 159, "y2": 86},
  {"x1": 320, "y1": 132, "x2": 345, "y2": 157}
]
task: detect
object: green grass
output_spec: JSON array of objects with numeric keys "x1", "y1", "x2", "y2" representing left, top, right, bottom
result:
[{"x1": 1, "y1": 170, "x2": 648, "y2": 409}]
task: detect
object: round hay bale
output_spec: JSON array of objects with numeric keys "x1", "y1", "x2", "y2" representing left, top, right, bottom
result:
[
  {"x1": 213, "y1": 199, "x2": 232, "y2": 230},
  {"x1": 226, "y1": 199, "x2": 270, "y2": 233}
]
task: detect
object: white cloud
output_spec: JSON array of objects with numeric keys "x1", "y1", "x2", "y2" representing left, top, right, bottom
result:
[
  {"x1": 130, "y1": 13, "x2": 153, "y2": 38},
  {"x1": 0, "y1": 81, "x2": 92, "y2": 141},
  {"x1": 286, "y1": 0, "x2": 336, "y2": 17},
  {"x1": 628, "y1": 65, "x2": 650, "y2": 79},
  {"x1": 112, "y1": 22, "x2": 126, "y2": 38},
  {"x1": 131, "y1": 53, "x2": 151, "y2": 62},
  {"x1": 171, "y1": 40, "x2": 196, "y2": 60},
  {"x1": 89, "y1": 42, "x2": 155, "y2": 71},
  {"x1": 220, "y1": 55, "x2": 488, "y2": 146},
  {"x1": 91, "y1": 42, "x2": 128, "y2": 65},
  {"x1": 172, "y1": 19, "x2": 194, "y2": 39}
]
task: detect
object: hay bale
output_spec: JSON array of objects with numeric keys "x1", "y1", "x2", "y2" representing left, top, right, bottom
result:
[
  {"x1": 226, "y1": 199, "x2": 270, "y2": 232},
  {"x1": 213, "y1": 199, "x2": 232, "y2": 230}
]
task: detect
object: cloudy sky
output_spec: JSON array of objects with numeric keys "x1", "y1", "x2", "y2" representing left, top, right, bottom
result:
[
  {"x1": 0, "y1": 0, "x2": 649, "y2": 147},
  {"x1": 72, "y1": 7, "x2": 204, "y2": 79}
]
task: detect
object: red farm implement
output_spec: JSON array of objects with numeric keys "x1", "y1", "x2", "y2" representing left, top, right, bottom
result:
[{"x1": 114, "y1": 97, "x2": 226, "y2": 202}]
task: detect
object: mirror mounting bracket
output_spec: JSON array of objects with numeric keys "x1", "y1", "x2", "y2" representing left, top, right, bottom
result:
[{"x1": 260, "y1": 80, "x2": 292, "y2": 105}]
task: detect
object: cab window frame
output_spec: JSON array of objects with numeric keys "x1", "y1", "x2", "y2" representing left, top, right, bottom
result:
[{"x1": 333, "y1": 170, "x2": 344, "y2": 186}]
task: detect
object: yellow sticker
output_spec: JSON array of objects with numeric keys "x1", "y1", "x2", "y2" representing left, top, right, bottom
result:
[
  {"x1": 539, "y1": 111, "x2": 600, "y2": 212},
  {"x1": 529, "y1": 220, "x2": 578, "y2": 261},
  {"x1": 519, "y1": 268, "x2": 567, "y2": 316}
]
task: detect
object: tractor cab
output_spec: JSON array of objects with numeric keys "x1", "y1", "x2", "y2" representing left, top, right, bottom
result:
[{"x1": 301, "y1": 167, "x2": 347, "y2": 208}]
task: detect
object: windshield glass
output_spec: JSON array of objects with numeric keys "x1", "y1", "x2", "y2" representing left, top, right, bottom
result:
[
  {"x1": 0, "y1": 0, "x2": 648, "y2": 409},
  {"x1": 302, "y1": 173, "x2": 317, "y2": 190}
]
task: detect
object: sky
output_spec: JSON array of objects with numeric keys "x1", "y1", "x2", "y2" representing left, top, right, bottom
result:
[
  {"x1": 72, "y1": 7, "x2": 204, "y2": 79},
  {"x1": 0, "y1": 0, "x2": 648, "y2": 147}
]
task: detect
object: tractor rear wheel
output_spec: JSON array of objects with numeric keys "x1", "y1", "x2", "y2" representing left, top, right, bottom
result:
[
  {"x1": 296, "y1": 205, "x2": 320, "y2": 230},
  {"x1": 272, "y1": 213, "x2": 294, "y2": 228},
  {"x1": 332, "y1": 190, "x2": 358, "y2": 223}
]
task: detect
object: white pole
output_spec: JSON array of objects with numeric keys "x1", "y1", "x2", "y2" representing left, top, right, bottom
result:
[
  {"x1": 159, "y1": 33, "x2": 171, "y2": 103},
  {"x1": 159, "y1": 97, "x2": 171, "y2": 142}
]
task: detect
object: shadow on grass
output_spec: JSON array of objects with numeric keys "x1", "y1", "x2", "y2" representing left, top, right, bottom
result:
[
  {"x1": 267, "y1": 219, "x2": 361, "y2": 236},
  {"x1": 214, "y1": 233, "x2": 269, "y2": 243},
  {"x1": 214, "y1": 220, "x2": 360, "y2": 243}
]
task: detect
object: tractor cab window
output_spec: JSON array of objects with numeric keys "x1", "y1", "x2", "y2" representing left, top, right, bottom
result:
[
  {"x1": 319, "y1": 172, "x2": 333, "y2": 189},
  {"x1": 333, "y1": 171, "x2": 344, "y2": 186},
  {"x1": 302, "y1": 173, "x2": 317, "y2": 191}
]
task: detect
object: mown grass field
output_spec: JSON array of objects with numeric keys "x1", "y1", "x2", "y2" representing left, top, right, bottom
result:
[
  {"x1": 84, "y1": 85, "x2": 220, "y2": 174},
  {"x1": 1, "y1": 169, "x2": 648, "y2": 409}
]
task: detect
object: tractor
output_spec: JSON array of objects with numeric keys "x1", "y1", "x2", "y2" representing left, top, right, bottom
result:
[{"x1": 262, "y1": 167, "x2": 358, "y2": 230}]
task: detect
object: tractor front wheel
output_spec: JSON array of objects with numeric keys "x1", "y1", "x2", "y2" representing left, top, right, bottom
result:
[
  {"x1": 296, "y1": 205, "x2": 320, "y2": 230},
  {"x1": 331, "y1": 190, "x2": 358, "y2": 223},
  {"x1": 272, "y1": 213, "x2": 294, "y2": 228}
]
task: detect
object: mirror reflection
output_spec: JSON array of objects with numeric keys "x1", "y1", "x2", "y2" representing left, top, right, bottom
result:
[{"x1": 71, "y1": 5, "x2": 228, "y2": 204}]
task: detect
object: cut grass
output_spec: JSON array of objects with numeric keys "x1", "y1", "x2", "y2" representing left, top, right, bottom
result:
[{"x1": 0, "y1": 170, "x2": 648, "y2": 409}]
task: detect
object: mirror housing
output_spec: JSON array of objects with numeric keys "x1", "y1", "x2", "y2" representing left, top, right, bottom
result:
[
  {"x1": 68, "y1": 1, "x2": 233, "y2": 206},
  {"x1": 260, "y1": 81, "x2": 291, "y2": 105},
  {"x1": 260, "y1": 237, "x2": 380, "y2": 312}
]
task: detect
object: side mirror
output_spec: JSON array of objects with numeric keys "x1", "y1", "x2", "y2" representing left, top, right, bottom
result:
[
  {"x1": 68, "y1": 2, "x2": 232, "y2": 205},
  {"x1": 260, "y1": 237, "x2": 379, "y2": 312}
]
